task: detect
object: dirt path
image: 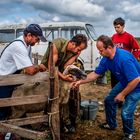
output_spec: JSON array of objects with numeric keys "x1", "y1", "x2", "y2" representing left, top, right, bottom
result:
[{"x1": 63, "y1": 83, "x2": 140, "y2": 140}]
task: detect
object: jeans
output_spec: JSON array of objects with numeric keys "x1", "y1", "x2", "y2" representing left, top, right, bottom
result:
[
  {"x1": 0, "y1": 70, "x2": 21, "y2": 120},
  {"x1": 104, "y1": 82, "x2": 140, "y2": 134},
  {"x1": 0, "y1": 86, "x2": 15, "y2": 120},
  {"x1": 110, "y1": 72, "x2": 119, "y2": 88}
]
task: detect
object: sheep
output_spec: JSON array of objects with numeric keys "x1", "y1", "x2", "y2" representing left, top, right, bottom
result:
[{"x1": 10, "y1": 65, "x2": 87, "y2": 119}]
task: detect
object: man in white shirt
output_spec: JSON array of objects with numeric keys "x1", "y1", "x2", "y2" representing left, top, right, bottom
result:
[{"x1": 0, "y1": 23, "x2": 47, "y2": 120}]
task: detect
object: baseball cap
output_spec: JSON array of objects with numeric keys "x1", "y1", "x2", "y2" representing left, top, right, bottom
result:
[{"x1": 25, "y1": 24, "x2": 47, "y2": 42}]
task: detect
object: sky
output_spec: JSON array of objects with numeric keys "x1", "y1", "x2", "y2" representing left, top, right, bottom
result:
[{"x1": 0, "y1": 0, "x2": 140, "y2": 37}]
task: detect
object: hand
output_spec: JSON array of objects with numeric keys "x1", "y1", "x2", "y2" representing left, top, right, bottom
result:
[
  {"x1": 63, "y1": 74, "x2": 74, "y2": 82},
  {"x1": 39, "y1": 64, "x2": 47, "y2": 72},
  {"x1": 70, "y1": 80, "x2": 81, "y2": 89},
  {"x1": 114, "y1": 93, "x2": 125, "y2": 103}
]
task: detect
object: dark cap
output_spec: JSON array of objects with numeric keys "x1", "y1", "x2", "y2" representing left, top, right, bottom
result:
[{"x1": 25, "y1": 24, "x2": 47, "y2": 42}]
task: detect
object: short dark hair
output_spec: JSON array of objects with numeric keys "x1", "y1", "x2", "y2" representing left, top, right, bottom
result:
[
  {"x1": 97, "y1": 35, "x2": 114, "y2": 49},
  {"x1": 113, "y1": 17, "x2": 125, "y2": 26},
  {"x1": 71, "y1": 34, "x2": 87, "y2": 48}
]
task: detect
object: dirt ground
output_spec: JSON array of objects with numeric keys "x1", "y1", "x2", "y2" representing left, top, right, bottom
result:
[{"x1": 63, "y1": 82, "x2": 140, "y2": 140}]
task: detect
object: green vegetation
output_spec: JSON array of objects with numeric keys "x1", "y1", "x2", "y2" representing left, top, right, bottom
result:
[
  {"x1": 136, "y1": 37, "x2": 140, "y2": 45},
  {"x1": 106, "y1": 71, "x2": 111, "y2": 83}
]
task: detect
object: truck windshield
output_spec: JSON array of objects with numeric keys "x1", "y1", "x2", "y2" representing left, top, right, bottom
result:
[{"x1": 86, "y1": 24, "x2": 97, "y2": 40}]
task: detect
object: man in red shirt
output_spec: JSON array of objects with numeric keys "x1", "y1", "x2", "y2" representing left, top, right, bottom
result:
[{"x1": 111, "y1": 17, "x2": 140, "y2": 88}]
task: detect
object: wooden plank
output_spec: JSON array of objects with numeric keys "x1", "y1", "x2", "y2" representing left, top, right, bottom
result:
[
  {"x1": 0, "y1": 71, "x2": 49, "y2": 86},
  {"x1": 0, "y1": 115, "x2": 48, "y2": 126},
  {"x1": 0, "y1": 123, "x2": 48, "y2": 140},
  {"x1": 0, "y1": 95, "x2": 48, "y2": 107}
]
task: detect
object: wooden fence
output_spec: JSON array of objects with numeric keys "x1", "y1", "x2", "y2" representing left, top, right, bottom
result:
[{"x1": 0, "y1": 66, "x2": 60, "y2": 139}]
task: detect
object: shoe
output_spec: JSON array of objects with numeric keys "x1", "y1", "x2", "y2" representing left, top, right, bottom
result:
[
  {"x1": 122, "y1": 134, "x2": 133, "y2": 140},
  {"x1": 63, "y1": 125, "x2": 76, "y2": 133},
  {"x1": 5, "y1": 132, "x2": 12, "y2": 140},
  {"x1": 99, "y1": 123, "x2": 116, "y2": 130},
  {"x1": 4, "y1": 132, "x2": 20, "y2": 140}
]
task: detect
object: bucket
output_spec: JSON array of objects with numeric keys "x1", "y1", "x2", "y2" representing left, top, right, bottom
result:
[{"x1": 80, "y1": 100, "x2": 99, "y2": 120}]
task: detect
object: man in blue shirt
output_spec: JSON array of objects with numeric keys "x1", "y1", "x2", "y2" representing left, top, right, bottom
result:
[{"x1": 71, "y1": 35, "x2": 140, "y2": 140}]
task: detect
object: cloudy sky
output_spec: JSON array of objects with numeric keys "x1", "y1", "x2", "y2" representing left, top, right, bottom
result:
[{"x1": 0, "y1": 0, "x2": 140, "y2": 37}]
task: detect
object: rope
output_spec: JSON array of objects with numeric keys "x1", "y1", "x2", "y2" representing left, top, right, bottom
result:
[
  {"x1": 48, "y1": 96, "x2": 59, "y2": 101},
  {"x1": 47, "y1": 111, "x2": 59, "y2": 116},
  {"x1": 48, "y1": 111, "x2": 60, "y2": 137}
]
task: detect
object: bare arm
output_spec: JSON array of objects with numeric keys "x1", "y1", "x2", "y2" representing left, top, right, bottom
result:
[
  {"x1": 115, "y1": 77, "x2": 140, "y2": 102},
  {"x1": 64, "y1": 51, "x2": 81, "y2": 68},
  {"x1": 24, "y1": 64, "x2": 47, "y2": 75},
  {"x1": 130, "y1": 37, "x2": 140, "y2": 60},
  {"x1": 47, "y1": 43, "x2": 58, "y2": 69},
  {"x1": 71, "y1": 71, "x2": 100, "y2": 88}
]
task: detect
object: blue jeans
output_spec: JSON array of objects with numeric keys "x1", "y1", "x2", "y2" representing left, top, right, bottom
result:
[
  {"x1": 0, "y1": 70, "x2": 21, "y2": 120},
  {"x1": 104, "y1": 82, "x2": 140, "y2": 134},
  {"x1": 0, "y1": 86, "x2": 15, "y2": 120}
]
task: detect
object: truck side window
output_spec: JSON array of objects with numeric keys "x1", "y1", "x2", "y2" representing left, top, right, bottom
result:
[
  {"x1": 0, "y1": 29, "x2": 15, "y2": 43},
  {"x1": 61, "y1": 29, "x2": 71, "y2": 39},
  {"x1": 46, "y1": 29, "x2": 59, "y2": 40},
  {"x1": 16, "y1": 29, "x2": 24, "y2": 38},
  {"x1": 70, "y1": 29, "x2": 88, "y2": 39}
]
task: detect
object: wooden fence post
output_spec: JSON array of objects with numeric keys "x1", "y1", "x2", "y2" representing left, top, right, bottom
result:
[
  {"x1": 48, "y1": 42, "x2": 60, "y2": 140},
  {"x1": 49, "y1": 68, "x2": 60, "y2": 140}
]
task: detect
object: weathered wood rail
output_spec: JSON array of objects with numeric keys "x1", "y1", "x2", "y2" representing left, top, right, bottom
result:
[{"x1": 0, "y1": 69, "x2": 60, "y2": 140}]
